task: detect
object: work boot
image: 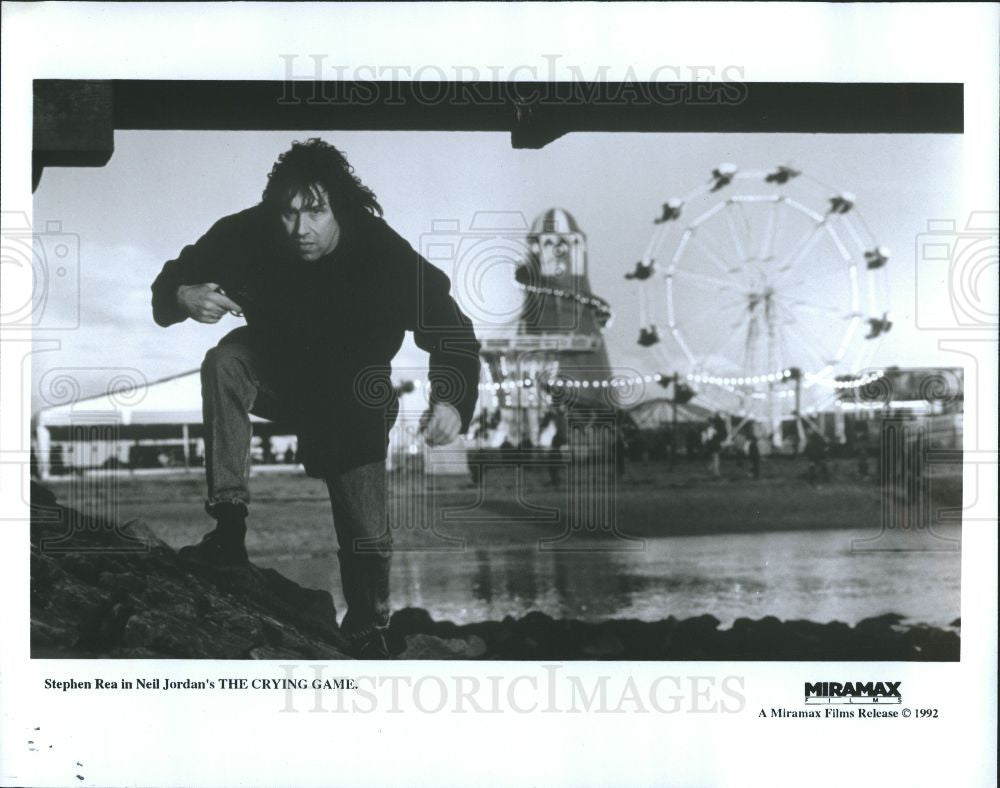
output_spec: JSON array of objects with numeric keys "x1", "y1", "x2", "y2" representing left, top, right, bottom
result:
[
  {"x1": 345, "y1": 625, "x2": 391, "y2": 660},
  {"x1": 178, "y1": 502, "x2": 249, "y2": 567}
]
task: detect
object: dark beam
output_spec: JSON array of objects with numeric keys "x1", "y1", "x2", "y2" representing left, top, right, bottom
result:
[
  {"x1": 33, "y1": 80, "x2": 115, "y2": 190},
  {"x1": 32, "y1": 80, "x2": 963, "y2": 188}
]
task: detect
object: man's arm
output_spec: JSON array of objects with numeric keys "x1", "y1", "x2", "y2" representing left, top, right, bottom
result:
[
  {"x1": 150, "y1": 211, "x2": 250, "y2": 327},
  {"x1": 382, "y1": 222, "x2": 482, "y2": 436}
]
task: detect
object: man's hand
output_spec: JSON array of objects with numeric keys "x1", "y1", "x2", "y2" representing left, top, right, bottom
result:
[
  {"x1": 420, "y1": 402, "x2": 462, "y2": 447},
  {"x1": 176, "y1": 283, "x2": 243, "y2": 323}
]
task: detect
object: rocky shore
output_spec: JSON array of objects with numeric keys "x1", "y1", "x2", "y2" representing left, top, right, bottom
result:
[
  {"x1": 30, "y1": 482, "x2": 350, "y2": 659},
  {"x1": 385, "y1": 607, "x2": 960, "y2": 661},
  {"x1": 30, "y1": 483, "x2": 959, "y2": 661}
]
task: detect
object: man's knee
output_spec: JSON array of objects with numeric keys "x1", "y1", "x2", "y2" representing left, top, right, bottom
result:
[{"x1": 201, "y1": 342, "x2": 255, "y2": 384}]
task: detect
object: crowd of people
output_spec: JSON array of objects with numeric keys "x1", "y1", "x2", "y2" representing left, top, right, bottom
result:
[{"x1": 465, "y1": 405, "x2": 878, "y2": 487}]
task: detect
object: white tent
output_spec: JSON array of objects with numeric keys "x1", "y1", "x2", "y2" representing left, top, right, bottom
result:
[
  {"x1": 34, "y1": 370, "x2": 467, "y2": 477},
  {"x1": 34, "y1": 370, "x2": 273, "y2": 477}
]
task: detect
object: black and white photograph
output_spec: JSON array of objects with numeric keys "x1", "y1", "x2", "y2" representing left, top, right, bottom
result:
[
  {"x1": 2, "y1": 3, "x2": 997, "y2": 787},
  {"x1": 26, "y1": 80, "x2": 969, "y2": 662}
]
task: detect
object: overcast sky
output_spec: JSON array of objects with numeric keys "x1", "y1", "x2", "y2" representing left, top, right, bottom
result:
[{"x1": 31, "y1": 130, "x2": 962, "y2": 413}]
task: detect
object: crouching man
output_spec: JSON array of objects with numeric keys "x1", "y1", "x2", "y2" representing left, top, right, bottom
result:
[{"x1": 151, "y1": 139, "x2": 481, "y2": 657}]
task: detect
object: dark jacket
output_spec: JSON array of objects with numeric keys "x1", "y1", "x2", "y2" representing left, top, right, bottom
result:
[{"x1": 151, "y1": 204, "x2": 481, "y2": 477}]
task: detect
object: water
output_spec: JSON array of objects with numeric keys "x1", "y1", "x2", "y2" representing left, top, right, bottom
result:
[{"x1": 263, "y1": 526, "x2": 961, "y2": 629}]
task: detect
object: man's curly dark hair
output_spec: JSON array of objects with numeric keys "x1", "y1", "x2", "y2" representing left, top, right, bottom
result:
[{"x1": 261, "y1": 138, "x2": 383, "y2": 221}]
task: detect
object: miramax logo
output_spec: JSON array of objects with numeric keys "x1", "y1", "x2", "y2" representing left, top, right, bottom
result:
[{"x1": 804, "y1": 681, "x2": 902, "y2": 705}]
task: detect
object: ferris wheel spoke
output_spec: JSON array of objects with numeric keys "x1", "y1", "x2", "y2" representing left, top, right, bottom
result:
[
  {"x1": 681, "y1": 304, "x2": 751, "y2": 354},
  {"x1": 652, "y1": 321, "x2": 698, "y2": 367},
  {"x1": 717, "y1": 293, "x2": 752, "y2": 312},
  {"x1": 671, "y1": 305, "x2": 750, "y2": 370},
  {"x1": 698, "y1": 309, "x2": 753, "y2": 371},
  {"x1": 671, "y1": 329, "x2": 699, "y2": 366},
  {"x1": 822, "y1": 222, "x2": 852, "y2": 263},
  {"x1": 737, "y1": 204, "x2": 774, "y2": 284},
  {"x1": 687, "y1": 231, "x2": 742, "y2": 275},
  {"x1": 772, "y1": 223, "x2": 827, "y2": 286},
  {"x1": 723, "y1": 202, "x2": 754, "y2": 271},
  {"x1": 759, "y1": 199, "x2": 784, "y2": 268},
  {"x1": 672, "y1": 268, "x2": 744, "y2": 292},
  {"x1": 748, "y1": 317, "x2": 783, "y2": 378},
  {"x1": 775, "y1": 326, "x2": 794, "y2": 374},
  {"x1": 773, "y1": 214, "x2": 822, "y2": 269},
  {"x1": 772, "y1": 293, "x2": 848, "y2": 318},
  {"x1": 759, "y1": 202, "x2": 783, "y2": 262},
  {"x1": 777, "y1": 317, "x2": 837, "y2": 372},
  {"x1": 773, "y1": 298, "x2": 846, "y2": 363}
]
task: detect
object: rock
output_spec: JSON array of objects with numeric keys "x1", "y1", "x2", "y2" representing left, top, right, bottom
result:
[
  {"x1": 854, "y1": 613, "x2": 906, "y2": 631},
  {"x1": 580, "y1": 628, "x2": 625, "y2": 659},
  {"x1": 398, "y1": 633, "x2": 487, "y2": 659},
  {"x1": 902, "y1": 624, "x2": 961, "y2": 661},
  {"x1": 389, "y1": 607, "x2": 436, "y2": 635},
  {"x1": 461, "y1": 621, "x2": 511, "y2": 652},
  {"x1": 30, "y1": 483, "x2": 350, "y2": 659},
  {"x1": 387, "y1": 607, "x2": 437, "y2": 653},
  {"x1": 670, "y1": 614, "x2": 723, "y2": 658}
]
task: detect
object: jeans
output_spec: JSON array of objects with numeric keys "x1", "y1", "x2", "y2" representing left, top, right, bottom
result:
[{"x1": 201, "y1": 329, "x2": 392, "y2": 635}]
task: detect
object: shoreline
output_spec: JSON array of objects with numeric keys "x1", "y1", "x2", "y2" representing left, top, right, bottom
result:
[{"x1": 30, "y1": 478, "x2": 961, "y2": 661}]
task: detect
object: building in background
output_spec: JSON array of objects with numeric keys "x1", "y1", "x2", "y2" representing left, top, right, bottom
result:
[{"x1": 477, "y1": 208, "x2": 617, "y2": 451}]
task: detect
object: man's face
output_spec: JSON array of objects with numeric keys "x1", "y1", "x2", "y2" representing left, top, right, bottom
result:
[{"x1": 280, "y1": 184, "x2": 341, "y2": 261}]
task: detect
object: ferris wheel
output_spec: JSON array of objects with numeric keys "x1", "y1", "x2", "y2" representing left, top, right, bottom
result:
[{"x1": 628, "y1": 163, "x2": 892, "y2": 438}]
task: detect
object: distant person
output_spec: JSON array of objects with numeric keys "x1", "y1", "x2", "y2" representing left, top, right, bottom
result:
[
  {"x1": 854, "y1": 426, "x2": 871, "y2": 479},
  {"x1": 732, "y1": 431, "x2": 747, "y2": 469},
  {"x1": 614, "y1": 424, "x2": 627, "y2": 480},
  {"x1": 547, "y1": 422, "x2": 567, "y2": 488},
  {"x1": 472, "y1": 408, "x2": 490, "y2": 443},
  {"x1": 748, "y1": 433, "x2": 761, "y2": 480},
  {"x1": 705, "y1": 426, "x2": 722, "y2": 477},
  {"x1": 151, "y1": 139, "x2": 481, "y2": 657},
  {"x1": 711, "y1": 412, "x2": 728, "y2": 444},
  {"x1": 804, "y1": 431, "x2": 830, "y2": 484},
  {"x1": 261, "y1": 437, "x2": 275, "y2": 465}
]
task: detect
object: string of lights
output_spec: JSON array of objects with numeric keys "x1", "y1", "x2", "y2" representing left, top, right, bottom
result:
[
  {"x1": 395, "y1": 368, "x2": 886, "y2": 394},
  {"x1": 805, "y1": 369, "x2": 885, "y2": 389},
  {"x1": 513, "y1": 281, "x2": 613, "y2": 325}
]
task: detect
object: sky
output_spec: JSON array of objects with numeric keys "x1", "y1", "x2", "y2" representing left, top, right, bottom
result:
[{"x1": 30, "y1": 129, "x2": 963, "y2": 414}]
